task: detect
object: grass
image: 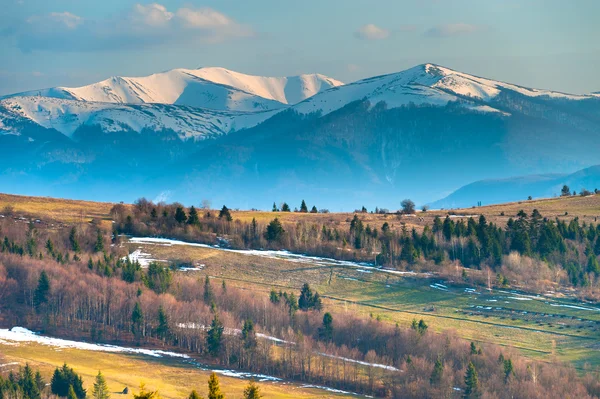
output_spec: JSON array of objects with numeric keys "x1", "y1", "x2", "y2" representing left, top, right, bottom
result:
[
  {"x1": 0, "y1": 341, "x2": 356, "y2": 399},
  {"x1": 126, "y1": 240, "x2": 600, "y2": 369},
  {"x1": 1, "y1": 192, "x2": 599, "y2": 234}
]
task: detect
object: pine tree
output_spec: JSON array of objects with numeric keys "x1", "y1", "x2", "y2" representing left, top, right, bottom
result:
[
  {"x1": 131, "y1": 302, "x2": 144, "y2": 339},
  {"x1": 218, "y1": 206, "x2": 232, "y2": 222},
  {"x1": 203, "y1": 276, "x2": 214, "y2": 304},
  {"x1": 281, "y1": 203, "x2": 290, "y2": 212},
  {"x1": 272, "y1": 202, "x2": 279, "y2": 212},
  {"x1": 94, "y1": 229, "x2": 104, "y2": 252},
  {"x1": 300, "y1": 200, "x2": 308, "y2": 213},
  {"x1": 318, "y1": 312, "x2": 334, "y2": 342},
  {"x1": 310, "y1": 205, "x2": 318, "y2": 213},
  {"x1": 67, "y1": 385, "x2": 78, "y2": 399},
  {"x1": 430, "y1": 358, "x2": 443, "y2": 386},
  {"x1": 464, "y1": 361, "x2": 479, "y2": 397},
  {"x1": 207, "y1": 313, "x2": 224, "y2": 357},
  {"x1": 33, "y1": 270, "x2": 50, "y2": 309},
  {"x1": 587, "y1": 254, "x2": 600, "y2": 275},
  {"x1": 19, "y1": 364, "x2": 41, "y2": 399},
  {"x1": 187, "y1": 206, "x2": 200, "y2": 225},
  {"x1": 69, "y1": 227, "x2": 80, "y2": 252},
  {"x1": 188, "y1": 390, "x2": 203, "y2": 399},
  {"x1": 298, "y1": 283, "x2": 314, "y2": 310},
  {"x1": 92, "y1": 371, "x2": 110, "y2": 399},
  {"x1": 175, "y1": 206, "x2": 187, "y2": 224},
  {"x1": 264, "y1": 218, "x2": 285, "y2": 242},
  {"x1": 503, "y1": 358, "x2": 514, "y2": 383},
  {"x1": 156, "y1": 306, "x2": 169, "y2": 340},
  {"x1": 243, "y1": 380, "x2": 261, "y2": 399},
  {"x1": 207, "y1": 372, "x2": 224, "y2": 399},
  {"x1": 51, "y1": 364, "x2": 86, "y2": 399}
]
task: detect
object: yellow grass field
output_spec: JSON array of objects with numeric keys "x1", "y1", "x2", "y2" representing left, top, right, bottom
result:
[{"x1": 0, "y1": 341, "x2": 356, "y2": 399}]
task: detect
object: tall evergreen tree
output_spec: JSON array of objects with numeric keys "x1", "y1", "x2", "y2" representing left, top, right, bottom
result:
[
  {"x1": 69, "y1": 227, "x2": 80, "y2": 252},
  {"x1": 281, "y1": 203, "x2": 290, "y2": 212},
  {"x1": 264, "y1": 218, "x2": 285, "y2": 242},
  {"x1": 300, "y1": 200, "x2": 308, "y2": 213},
  {"x1": 33, "y1": 270, "x2": 50, "y2": 309},
  {"x1": 131, "y1": 302, "x2": 144, "y2": 339},
  {"x1": 207, "y1": 372, "x2": 224, "y2": 399},
  {"x1": 175, "y1": 207, "x2": 187, "y2": 224},
  {"x1": 92, "y1": 371, "x2": 110, "y2": 399},
  {"x1": 218, "y1": 206, "x2": 233, "y2": 222},
  {"x1": 156, "y1": 305, "x2": 170, "y2": 340},
  {"x1": 464, "y1": 361, "x2": 479, "y2": 397},
  {"x1": 203, "y1": 276, "x2": 214, "y2": 304},
  {"x1": 243, "y1": 381, "x2": 261, "y2": 399},
  {"x1": 94, "y1": 229, "x2": 104, "y2": 252},
  {"x1": 430, "y1": 358, "x2": 443, "y2": 386},
  {"x1": 187, "y1": 206, "x2": 200, "y2": 225},
  {"x1": 207, "y1": 313, "x2": 224, "y2": 357},
  {"x1": 318, "y1": 312, "x2": 334, "y2": 342}
]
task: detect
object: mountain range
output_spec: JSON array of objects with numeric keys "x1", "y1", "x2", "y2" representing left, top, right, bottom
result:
[{"x1": 1, "y1": 64, "x2": 599, "y2": 210}]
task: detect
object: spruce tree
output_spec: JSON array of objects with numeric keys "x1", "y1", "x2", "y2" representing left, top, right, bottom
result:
[
  {"x1": 243, "y1": 380, "x2": 261, "y2": 399},
  {"x1": 218, "y1": 206, "x2": 232, "y2": 222},
  {"x1": 264, "y1": 218, "x2": 285, "y2": 242},
  {"x1": 94, "y1": 229, "x2": 104, "y2": 252},
  {"x1": 187, "y1": 206, "x2": 200, "y2": 225},
  {"x1": 207, "y1": 372, "x2": 224, "y2": 399},
  {"x1": 300, "y1": 200, "x2": 308, "y2": 213},
  {"x1": 131, "y1": 302, "x2": 144, "y2": 339},
  {"x1": 310, "y1": 206, "x2": 318, "y2": 213},
  {"x1": 281, "y1": 203, "x2": 290, "y2": 212},
  {"x1": 464, "y1": 361, "x2": 479, "y2": 397},
  {"x1": 175, "y1": 206, "x2": 187, "y2": 224},
  {"x1": 33, "y1": 270, "x2": 50, "y2": 309},
  {"x1": 272, "y1": 202, "x2": 279, "y2": 212},
  {"x1": 69, "y1": 227, "x2": 80, "y2": 252},
  {"x1": 430, "y1": 358, "x2": 443, "y2": 386},
  {"x1": 203, "y1": 276, "x2": 214, "y2": 304},
  {"x1": 207, "y1": 313, "x2": 224, "y2": 357},
  {"x1": 92, "y1": 371, "x2": 110, "y2": 399},
  {"x1": 156, "y1": 306, "x2": 169, "y2": 340},
  {"x1": 188, "y1": 390, "x2": 203, "y2": 399},
  {"x1": 318, "y1": 312, "x2": 334, "y2": 342}
]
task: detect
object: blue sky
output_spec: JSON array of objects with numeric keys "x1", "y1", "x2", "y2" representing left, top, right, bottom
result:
[{"x1": 1, "y1": 0, "x2": 598, "y2": 96}]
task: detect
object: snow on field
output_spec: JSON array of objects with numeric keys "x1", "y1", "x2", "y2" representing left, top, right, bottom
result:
[
  {"x1": 549, "y1": 304, "x2": 600, "y2": 312},
  {"x1": 128, "y1": 236, "x2": 428, "y2": 277},
  {"x1": 0, "y1": 327, "x2": 189, "y2": 358},
  {"x1": 126, "y1": 248, "x2": 164, "y2": 267},
  {"x1": 430, "y1": 283, "x2": 449, "y2": 292}
]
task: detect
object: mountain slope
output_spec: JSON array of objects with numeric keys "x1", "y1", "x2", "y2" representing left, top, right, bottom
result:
[
  {"x1": 0, "y1": 96, "x2": 278, "y2": 140},
  {"x1": 3, "y1": 67, "x2": 344, "y2": 112}
]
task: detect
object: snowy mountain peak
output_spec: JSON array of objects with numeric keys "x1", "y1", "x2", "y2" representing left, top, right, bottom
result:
[{"x1": 1, "y1": 67, "x2": 344, "y2": 112}]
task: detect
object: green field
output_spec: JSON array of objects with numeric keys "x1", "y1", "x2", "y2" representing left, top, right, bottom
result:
[{"x1": 126, "y1": 238, "x2": 600, "y2": 370}]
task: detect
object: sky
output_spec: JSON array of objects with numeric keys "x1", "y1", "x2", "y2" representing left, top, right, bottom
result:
[{"x1": 1, "y1": 0, "x2": 599, "y2": 96}]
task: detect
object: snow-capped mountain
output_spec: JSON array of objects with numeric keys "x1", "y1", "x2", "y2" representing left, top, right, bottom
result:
[
  {"x1": 293, "y1": 63, "x2": 596, "y2": 116},
  {"x1": 0, "y1": 96, "x2": 278, "y2": 140},
  {"x1": 1, "y1": 63, "x2": 599, "y2": 209},
  {"x1": 2, "y1": 67, "x2": 344, "y2": 112}
]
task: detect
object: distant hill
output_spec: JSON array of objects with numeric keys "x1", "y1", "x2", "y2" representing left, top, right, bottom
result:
[{"x1": 431, "y1": 165, "x2": 600, "y2": 209}]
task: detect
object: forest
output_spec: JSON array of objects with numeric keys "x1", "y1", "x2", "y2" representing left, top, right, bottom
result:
[
  {"x1": 1, "y1": 203, "x2": 600, "y2": 399},
  {"x1": 112, "y1": 199, "x2": 600, "y2": 295}
]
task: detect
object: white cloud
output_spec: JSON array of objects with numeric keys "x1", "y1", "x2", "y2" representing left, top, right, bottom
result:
[
  {"x1": 354, "y1": 24, "x2": 390, "y2": 40},
  {"x1": 12, "y1": 3, "x2": 254, "y2": 52},
  {"x1": 425, "y1": 23, "x2": 480, "y2": 37},
  {"x1": 131, "y1": 3, "x2": 173, "y2": 27},
  {"x1": 27, "y1": 12, "x2": 82, "y2": 29}
]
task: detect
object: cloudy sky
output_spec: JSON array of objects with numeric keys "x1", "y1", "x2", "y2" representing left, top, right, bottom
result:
[{"x1": 1, "y1": 0, "x2": 598, "y2": 96}]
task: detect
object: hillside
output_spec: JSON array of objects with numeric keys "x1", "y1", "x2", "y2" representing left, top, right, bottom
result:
[{"x1": 432, "y1": 165, "x2": 600, "y2": 209}]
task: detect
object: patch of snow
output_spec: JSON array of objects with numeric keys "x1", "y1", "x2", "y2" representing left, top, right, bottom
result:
[{"x1": 0, "y1": 327, "x2": 189, "y2": 358}]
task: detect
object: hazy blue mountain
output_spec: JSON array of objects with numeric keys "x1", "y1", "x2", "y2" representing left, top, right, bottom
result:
[
  {"x1": 431, "y1": 165, "x2": 600, "y2": 209},
  {"x1": 1, "y1": 64, "x2": 599, "y2": 209}
]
